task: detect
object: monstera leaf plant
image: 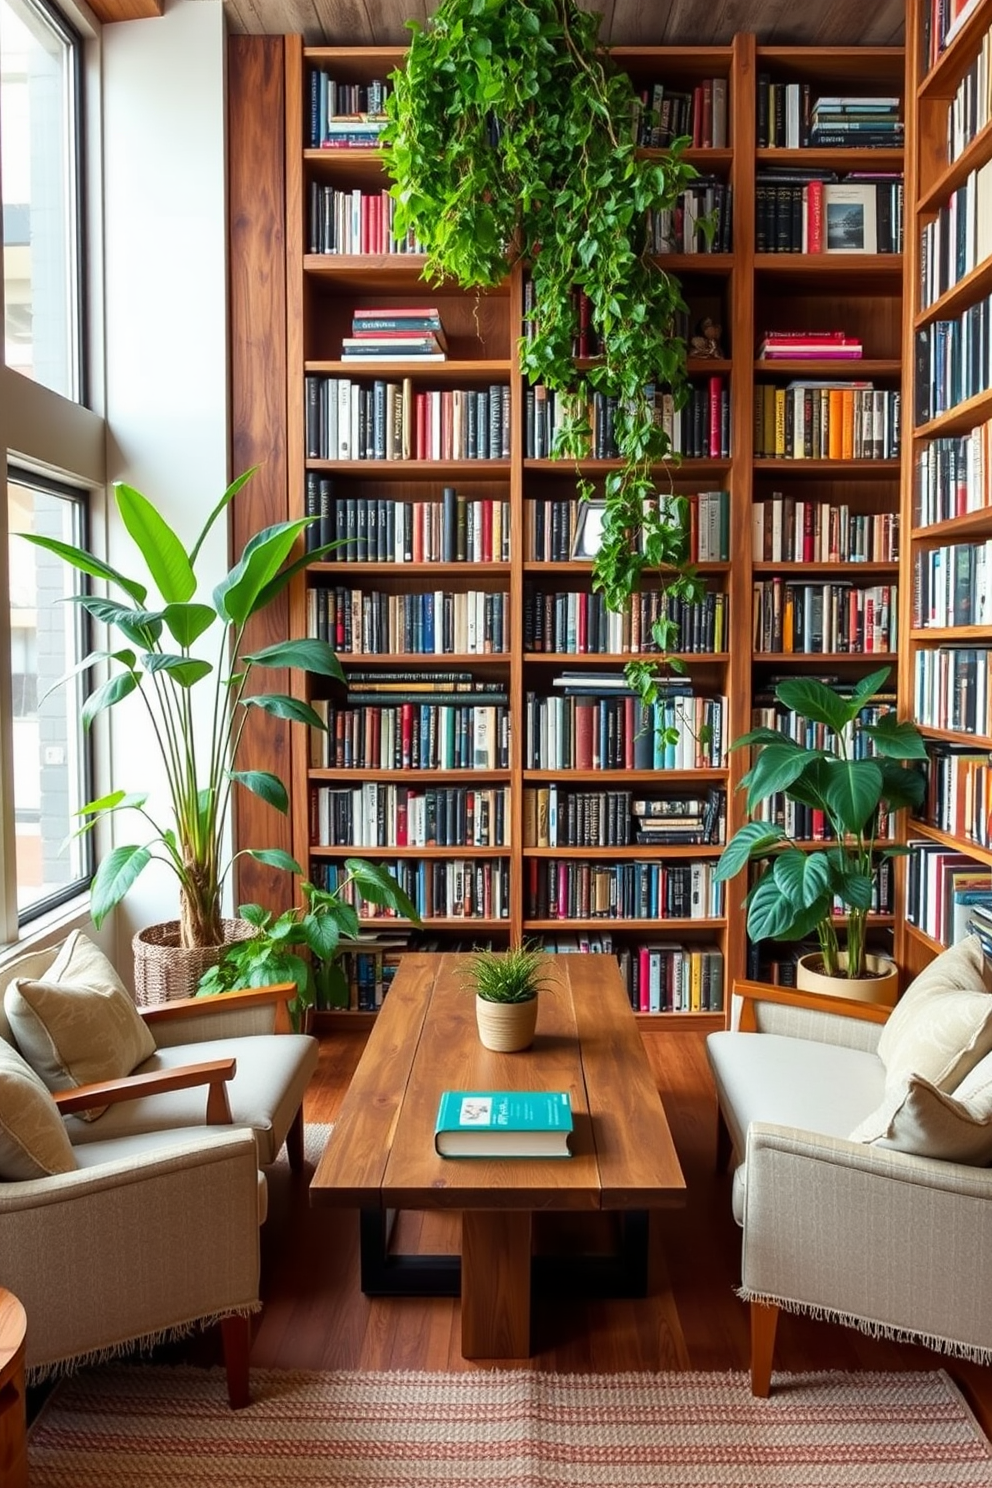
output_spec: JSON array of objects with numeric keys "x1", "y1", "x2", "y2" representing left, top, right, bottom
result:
[
  {"x1": 20, "y1": 470, "x2": 417, "y2": 959},
  {"x1": 384, "y1": 0, "x2": 707, "y2": 677}
]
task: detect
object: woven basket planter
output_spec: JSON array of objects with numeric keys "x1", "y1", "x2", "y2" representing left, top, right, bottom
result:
[
  {"x1": 132, "y1": 918, "x2": 257, "y2": 1007},
  {"x1": 475, "y1": 995, "x2": 538, "y2": 1053}
]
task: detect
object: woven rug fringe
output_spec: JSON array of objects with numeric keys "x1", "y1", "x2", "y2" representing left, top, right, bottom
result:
[
  {"x1": 736, "y1": 1286, "x2": 992, "y2": 1366},
  {"x1": 26, "y1": 1302, "x2": 262, "y2": 1386}
]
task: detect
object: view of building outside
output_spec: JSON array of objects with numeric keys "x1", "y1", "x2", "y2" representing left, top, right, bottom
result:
[
  {"x1": 8, "y1": 476, "x2": 89, "y2": 916},
  {"x1": 1, "y1": 0, "x2": 80, "y2": 399}
]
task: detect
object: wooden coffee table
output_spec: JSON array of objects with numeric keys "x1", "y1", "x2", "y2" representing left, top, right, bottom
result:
[{"x1": 310, "y1": 952, "x2": 685, "y2": 1358}]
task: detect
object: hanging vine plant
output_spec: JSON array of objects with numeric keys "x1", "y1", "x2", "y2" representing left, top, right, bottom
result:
[{"x1": 384, "y1": 0, "x2": 707, "y2": 691}]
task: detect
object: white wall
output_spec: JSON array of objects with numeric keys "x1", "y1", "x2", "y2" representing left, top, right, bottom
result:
[{"x1": 101, "y1": 0, "x2": 229, "y2": 975}]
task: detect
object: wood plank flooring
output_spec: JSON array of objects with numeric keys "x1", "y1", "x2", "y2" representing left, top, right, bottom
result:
[{"x1": 250, "y1": 1025, "x2": 992, "y2": 1438}]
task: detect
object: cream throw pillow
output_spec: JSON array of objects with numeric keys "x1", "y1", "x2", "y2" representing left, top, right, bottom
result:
[
  {"x1": 4, "y1": 930, "x2": 155, "y2": 1119},
  {"x1": 849, "y1": 1070, "x2": 992, "y2": 1164},
  {"x1": 876, "y1": 936, "x2": 992, "y2": 1092},
  {"x1": 0, "y1": 1040, "x2": 77, "y2": 1180}
]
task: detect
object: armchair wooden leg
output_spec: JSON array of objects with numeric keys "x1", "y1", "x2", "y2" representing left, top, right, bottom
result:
[
  {"x1": 750, "y1": 1300, "x2": 779, "y2": 1398},
  {"x1": 715, "y1": 1107, "x2": 734, "y2": 1173},
  {"x1": 221, "y1": 1313, "x2": 252, "y2": 1409},
  {"x1": 285, "y1": 1105, "x2": 305, "y2": 1173}
]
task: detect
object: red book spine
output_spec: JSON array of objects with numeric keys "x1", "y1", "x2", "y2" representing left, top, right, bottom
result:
[
  {"x1": 709, "y1": 376, "x2": 722, "y2": 458},
  {"x1": 395, "y1": 788, "x2": 408, "y2": 847},
  {"x1": 807, "y1": 179, "x2": 824, "y2": 253},
  {"x1": 577, "y1": 593, "x2": 588, "y2": 653},
  {"x1": 803, "y1": 501, "x2": 815, "y2": 562},
  {"x1": 693, "y1": 84, "x2": 704, "y2": 146},
  {"x1": 639, "y1": 946, "x2": 651, "y2": 1011},
  {"x1": 574, "y1": 700, "x2": 595, "y2": 770},
  {"x1": 481, "y1": 498, "x2": 493, "y2": 562}
]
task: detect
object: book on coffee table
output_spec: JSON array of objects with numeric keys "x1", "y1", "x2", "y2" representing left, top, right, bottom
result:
[{"x1": 434, "y1": 1090, "x2": 573, "y2": 1158}]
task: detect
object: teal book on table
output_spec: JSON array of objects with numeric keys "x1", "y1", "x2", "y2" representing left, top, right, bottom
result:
[{"x1": 434, "y1": 1090, "x2": 573, "y2": 1158}]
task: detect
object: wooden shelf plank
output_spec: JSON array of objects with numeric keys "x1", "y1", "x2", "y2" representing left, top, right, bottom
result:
[
  {"x1": 916, "y1": 255, "x2": 992, "y2": 328},
  {"x1": 524, "y1": 845, "x2": 725, "y2": 859},
  {"x1": 523, "y1": 918, "x2": 728, "y2": 931},
  {"x1": 306, "y1": 461, "x2": 512, "y2": 477},
  {"x1": 308, "y1": 769, "x2": 512, "y2": 783},
  {"x1": 918, "y1": 6, "x2": 992, "y2": 99},
  {"x1": 754, "y1": 651, "x2": 898, "y2": 663},
  {"x1": 752, "y1": 561, "x2": 899, "y2": 573},
  {"x1": 914, "y1": 386, "x2": 992, "y2": 440},
  {"x1": 523, "y1": 651, "x2": 729, "y2": 664},
  {"x1": 917, "y1": 119, "x2": 992, "y2": 215},
  {"x1": 912, "y1": 508, "x2": 992, "y2": 541},
  {"x1": 305, "y1": 359, "x2": 513, "y2": 377},
  {"x1": 906, "y1": 819, "x2": 992, "y2": 866},
  {"x1": 753, "y1": 459, "x2": 901, "y2": 476},
  {"x1": 309, "y1": 845, "x2": 514, "y2": 858},
  {"x1": 753, "y1": 253, "x2": 903, "y2": 284},
  {"x1": 755, "y1": 148, "x2": 904, "y2": 169},
  {"x1": 522, "y1": 768, "x2": 728, "y2": 783},
  {"x1": 910, "y1": 625, "x2": 992, "y2": 639},
  {"x1": 920, "y1": 724, "x2": 992, "y2": 747},
  {"x1": 309, "y1": 562, "x2": 510, "y2": 577}
]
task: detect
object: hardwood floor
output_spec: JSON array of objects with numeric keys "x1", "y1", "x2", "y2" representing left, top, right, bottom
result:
[{"x1": 253, "y1": 1026, "x2": 992, "y2": 1437}]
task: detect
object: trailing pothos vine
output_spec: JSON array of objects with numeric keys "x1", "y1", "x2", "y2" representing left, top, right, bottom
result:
[{"x1": 384, "y1": 0, "x2": 707, "y2": 705}]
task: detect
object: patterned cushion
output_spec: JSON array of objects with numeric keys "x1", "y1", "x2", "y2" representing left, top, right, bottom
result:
[
  {"x1": 0, "y1": 1040, "x2": 77, "y2": 1179},
  {"x1": 876, "y1": 936, "x2": 992, "y2": 1092},
  {"x1": 849, "y1": 1066, "x2": 992, "y2": 1164},
  {"x1": 4, "y1": 931, "x2": 155, "y2": 1120}
]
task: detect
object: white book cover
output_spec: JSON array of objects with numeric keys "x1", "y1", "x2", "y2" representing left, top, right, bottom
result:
[{"x1": 823, "y1": 183, "x2": 877, "y2": 254}]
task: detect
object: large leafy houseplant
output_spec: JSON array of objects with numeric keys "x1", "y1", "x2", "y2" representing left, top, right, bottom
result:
[
  {"x1": 20, "y1": 470, "x2": 412, "y2": 953},
  {"x1": 384, "y1": 0, "x2": 706, "y2": 667},
  {"x1": 714, "y1": 669, "x2": 928, "y2": 981}
]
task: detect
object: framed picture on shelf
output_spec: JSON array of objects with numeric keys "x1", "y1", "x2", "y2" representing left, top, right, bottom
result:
[
  {"x1": 570, "y1": 500, "x2": 607, "y2": 560},
  {"x1": 823, "y1": 185, "x2": 878, "y2": 254}
]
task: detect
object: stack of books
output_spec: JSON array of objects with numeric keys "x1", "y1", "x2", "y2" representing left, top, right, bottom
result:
[
  {"x1": 759, "y1": 330, "x2": 863, "y2": 360},
  {"x1": 808, "y1": 97, "x2": 903, "y2": 149},
  {"x1": 341, "y1": 307, "x2": 448, "y2": 363}
]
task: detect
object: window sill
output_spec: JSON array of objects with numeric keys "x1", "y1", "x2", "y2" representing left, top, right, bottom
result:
[{"x1": 0, "y1": 895, "x2": 96, "y2": 974}]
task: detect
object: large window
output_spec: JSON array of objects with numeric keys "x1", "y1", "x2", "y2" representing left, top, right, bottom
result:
[
  {"x1": 8, "y1": 471, "x2": 91, "y2": 920},
  {"x1": 1, "y1": 0, "x2": 82, "y2": 400}
]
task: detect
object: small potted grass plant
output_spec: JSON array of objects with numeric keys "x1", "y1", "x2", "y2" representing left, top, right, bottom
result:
[{"x1": 467, "y1": 943, "x2": 554, "y2": 1052}]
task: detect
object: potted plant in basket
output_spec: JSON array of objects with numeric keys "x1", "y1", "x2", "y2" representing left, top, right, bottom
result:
[
  {"x1": 466, "y1": 943, "x2": 557, "y2": 1052},
  {"x1": 714, "y1": 667, "x2": 928, "y2": 1002},
  {"x1": 20, "y1": 469, "x2": 418, "y2": 1006}
]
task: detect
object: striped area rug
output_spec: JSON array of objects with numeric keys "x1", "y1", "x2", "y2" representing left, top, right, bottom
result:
[{"x1": 27, "y1": 1366, "x2": 992, "y2": 1486}]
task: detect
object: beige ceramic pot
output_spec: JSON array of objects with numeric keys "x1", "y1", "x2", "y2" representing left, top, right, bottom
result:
[
  {"x1": 796, "y1": 951, "x2": 899, "y2": 1007},
  {"x1": 475, "y1": 995, "x2": 538, "y2": 1052}
]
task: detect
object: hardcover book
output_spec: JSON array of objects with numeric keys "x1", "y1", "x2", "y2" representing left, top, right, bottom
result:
[{"x1": 434, "y1": 1090, "x2": 573, "y2": 1158}]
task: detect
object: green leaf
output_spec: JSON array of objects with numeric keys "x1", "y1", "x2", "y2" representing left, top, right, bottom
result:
[
  {"x1": 237, "y1": 902, "x2": 272, "y2": 928},
  {"x1": 835, "y1": 869, "x2": 874, "y2": 910},
  {"x1": 214, "y1": 520, "x2": 312, "y2": 626},
  {"x1": 242, "y1": 694, "x2": 328, "y2": 729},
  {"x1": 189, "y1": 468, "x2": 258, "y2": 569},
  {"x1": 772, "y1": 848, "x2": 832, "y2": 910},
  {"x1": 229, "y1": 770, "x2": 289, "y2": 813},
  {"x1": 848, "y1": 665, "x2": 893, "y2": 710},
  {"x1": 71, "y1": 597, "x2": 164, "y2": 647},
  {"x1": 90, "y1": 844, "x2": 152, "y2": 927},
  {"x1": 78, "y1": 790, "x2": 148, "y2": 816},
  {"x1": 344, "y1": 857, "x2": 421, "y2": 920},
  {"x1": 745, "y1": 873, "x2": 800, "y2": 943},
  {"x1": 876, "y1": 759, "x2": 927, "y2": 812},
  {"x1": 863, "y1": 713, "x2": 929, "y2": 760},
  {"x1": 714, "y1": 820, "x2": 787, "y2": 882},
  {"x1": 822, "y1": 760, "x2": 883, "y2": 835},
  {"x1": 302, "y1": 912, "x2": 341, "y2": 961},
  {"x1": 139, "y1": 653, "x2": 212, "y2": 688},
  {"x1": 773, "y1": 677, "x2": 851, "y2": 735},
  {"x1": 115, "y1": 483, "x2": 196, "y2": 602},
  {"x1": 741, "y1": 743, "x2": 820, "y2": 814},
  {"x1": 18, "y1": 532, "x2": 148, "y2": 606},
  {"x1": 161, "y1": 602, "x2": 217, "y2": 648},
  {"x1": 81, "y1": 671, "x2": 139, "y2": 730},
  {"x1": 244, "y1": 638, "x2": 346, "y2": 681},
  {"x1": 245, "y1": 847, "x2": 302, "y2": 874}
]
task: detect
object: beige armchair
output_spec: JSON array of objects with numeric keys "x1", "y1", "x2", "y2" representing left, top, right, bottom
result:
[{"x1": 706, "y1": 939, "x2": 992, "y2": 1395}]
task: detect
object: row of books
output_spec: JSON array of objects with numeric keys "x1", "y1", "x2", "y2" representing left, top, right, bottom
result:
[
  {"x1": 758, "y1": 330, "x2": 863, "y2": 361},
  {"x1": 945, "y1": 24, "x2": 992, "y2": 165},
  {"x1": 306, "y1": 72, "x2": 389, "y2": 148},
  {"x1": 306, "y1": 586, "x2": 510, "y2": 656},
  {"x1": 524, "y1": 858, "x2": 725, "y2": 922},
  {"x1": 524, "y1": 687, "x2": 726, "y2": 771},
  {"x1": 750, "y1": 693, "x2": 897, "y2": 761},
  {"x1": 523, "y1": 787, "x2": 726, "y2": 849},
  {"x1": 914, "y1": 646, "x2": 992, "y2": 735},
  {"x1": 305, "y1": 378, "x2": 512, "y2": 462},
  {"x1": 752, "y1": 579, "x2": 897, "y2": 655},
  {"x1": 755, "y1": 174, "x2": 904, "y2": 255},
  {"x1": 752, "y1": 499, "x2": 899, "y2": 564},
  {"x1": 311, "y1": 784, "x2": 510, "y2": 849},
  {"x1": 311, "y1": 696, "x2": 511, "y2": 772},
  {"x1": 647, "y1": 181, "x2": 734, "y2": 255},
  {"x1": 753, "y1": 795, "x2": 895, "y2": 844},
  {"x1": 523, "y1": 490, "x2": 730, "y2": 563},
  {"x1": 912, "y1": 540, "x2": 992, "y2": 628},
  {"x1": 324, "y1": 937, "x2": 409, "y2": 1011},
  {"x1": 633, "y1": 77, "x2": 729, "y2": 148},
  {"x1": 921, "y1": 743, "x2": 992, "y2": 851},
  {"x1": 756, "y1": 79, "x2": 902, "y2": 149},
  {"x1": 919, "y1": 159, "x2": 992, "y2": 311},
  {"x1": 912, "y1": 419, "x2": 992, "y2": 526},
  {"x1": 905, "y1": 840, "x2": 992, "y2": 945},
  {"x1": 304, "y1": 482, "x2": 512, "y2": 565},
  {"x1": 913, "y1": 294, "x2": 992, "y2": 426},
  {"x1": 923, "y1": 0, "x2": 985, "y2": 74},
  {"x1": 308, "y1": 185, "x2": 424, "y2": 256},
  {"x1": 626, "y1": 945, "x2": 724, "y2": 1014},
  {"x1": 315, "y1": 858, "x2": 511, "y2": 921},
  {"x1": 753, "y1": 383, "x2": 902, "y2": 461},
  {"x1": 523, "y1": 588, "x2": 729, "y2": 657},
  {"x1": 524, "y1": 379, "x2": 730, "y2": 462}
]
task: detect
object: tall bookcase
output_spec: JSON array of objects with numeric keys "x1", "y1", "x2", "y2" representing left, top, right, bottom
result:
[
  {"x1": 897, "y1": 0, "x2": 992, "y2": 980},
  {"x1": 281, "y1": 30, "x2": 910, "y2": 1026}
]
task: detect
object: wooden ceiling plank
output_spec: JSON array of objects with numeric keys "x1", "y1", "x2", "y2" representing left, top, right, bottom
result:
[
  {"x1": 88, "y1": 0, "x2": 162, "y2": 21},
  {"x1": 308, "y1": 0, "x2": 376, "y2": 45}
]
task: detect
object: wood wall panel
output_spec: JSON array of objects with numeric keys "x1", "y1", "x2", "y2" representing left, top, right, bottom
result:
[{"x1": 228, "y1": 35, "x2": 295, "y2": 915}]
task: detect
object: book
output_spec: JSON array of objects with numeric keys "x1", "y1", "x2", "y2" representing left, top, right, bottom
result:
[{"x1": 434, "y1": 1090, "x2": 573, "y2": 1158}]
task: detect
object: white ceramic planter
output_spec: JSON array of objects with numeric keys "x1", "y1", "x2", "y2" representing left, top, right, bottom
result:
[{"x1": 796, "y1": 951, "x2": 899, "y2": 1007}]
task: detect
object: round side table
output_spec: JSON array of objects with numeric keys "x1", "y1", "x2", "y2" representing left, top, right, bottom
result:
[{"x1": 0, "y1": 1289, "x2": 27, "y2": 1488}]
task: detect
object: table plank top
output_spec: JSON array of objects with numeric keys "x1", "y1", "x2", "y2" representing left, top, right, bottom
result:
[{"x1": 311, "y1": 952, "x2": 685, "y2": 1212}]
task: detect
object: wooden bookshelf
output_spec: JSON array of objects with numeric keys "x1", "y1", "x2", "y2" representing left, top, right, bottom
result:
[{"x1": 897, "y1": 0, "x2": 992, "y2": 979}]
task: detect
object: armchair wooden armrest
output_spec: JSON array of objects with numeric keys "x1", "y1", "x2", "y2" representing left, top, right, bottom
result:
[
  {"x1": 53, "y1": 1057, "x2": 237, "y2": 1124},
  {"x1": 139, "y1": 982, "x2": 296, "y2": 1034},
  {"x1": 732, "y1": 978, "x2": 891, "y2": 1032}
]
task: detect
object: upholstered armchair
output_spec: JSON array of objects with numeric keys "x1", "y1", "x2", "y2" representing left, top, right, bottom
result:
[
  {"x1": 706, "y1": 937, "x2": 992, "y2": 1395},
  {"x1": 0, "y1": 930, "x2": 320, "y2": 1403}
]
